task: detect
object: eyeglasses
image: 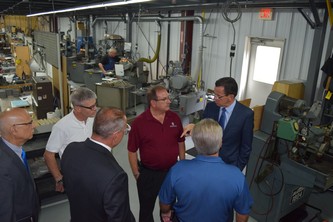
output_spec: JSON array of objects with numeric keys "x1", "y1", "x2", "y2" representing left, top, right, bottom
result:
[
  {"x1": 114, "y1": 123, "x2": 131, "y2": 135},
  {"x1": 155, "y1": 97, "x2": 171, "y2": 102},
  {"x1": 213, "y1": 94, "x2": 227, "y2": 100},
  {"x1": 77, "y1": 103, "x2": 97, "y2": 110},
  {"x1": 13, "y1": 120, "x2": 33, "y2": 127},
  {"x1": 124, "y1": 123, "x2": 131, "y2": 135}
]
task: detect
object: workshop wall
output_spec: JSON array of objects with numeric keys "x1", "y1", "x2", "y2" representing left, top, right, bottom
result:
[
  {"x1": 4, "y1": 15, "x2": 48, "y2": 33},
  {"x1": 59, "y1": 9, "x2": 330, "y2": 97},
  {"x1": 192, "y1": 8, "x2": 327, "y2": 97}
]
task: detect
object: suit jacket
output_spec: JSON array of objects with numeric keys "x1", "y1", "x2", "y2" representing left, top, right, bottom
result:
[
  {"x1": 203, "y1": 101, "x2": 254, "y2": 170},
  {"x1": 0, "y1": 139, "x2": 39, "y2": 222},
  {"x1": 61, "y1": 139, "x2": 135, "y2": 222}
]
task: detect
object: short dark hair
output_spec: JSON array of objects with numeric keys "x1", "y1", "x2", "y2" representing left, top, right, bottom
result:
[
  {"x1": 215, "y1": 77, "x2": 238, "y2": 97},
  {"x1": 93, "y1": 107, "x2": 125, "y2": 138},
  {"x1": 147, "y1": 85, "x2": 167, "y2": 107}
]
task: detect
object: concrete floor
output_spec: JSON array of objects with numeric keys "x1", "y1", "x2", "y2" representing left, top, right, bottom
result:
[
  {"x1": 38, "y1": 105, "x2": 333, "y2": 222},
  {"x1": 39, "y1": 131, "x2": 260, "y2": 222}
]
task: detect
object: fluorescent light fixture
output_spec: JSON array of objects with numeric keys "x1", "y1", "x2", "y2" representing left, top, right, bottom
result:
[{"x1": 27, "y1": 0, "x2": 152, "y2": 17}]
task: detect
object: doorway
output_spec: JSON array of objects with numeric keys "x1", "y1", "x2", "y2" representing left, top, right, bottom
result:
[{"x1": 240, "y1": 37, "x2": 285, "y2": 107}]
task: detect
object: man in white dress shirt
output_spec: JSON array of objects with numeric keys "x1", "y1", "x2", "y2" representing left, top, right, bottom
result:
[{"x1": 43, "y1": 87, "x2": 97, "y2": 192}]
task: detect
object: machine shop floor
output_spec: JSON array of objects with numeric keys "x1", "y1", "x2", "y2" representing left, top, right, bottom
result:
[
  {"x1": 37, "y1": 104, "x2": 333, "y2": 222},
  {"x1": 39, "y1": 131, "x2": 333, "y2": 222}
]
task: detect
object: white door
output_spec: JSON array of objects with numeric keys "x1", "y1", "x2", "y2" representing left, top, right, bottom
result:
[{"x1": 241, "y1": 37, "x2": 285, "y2": 107}]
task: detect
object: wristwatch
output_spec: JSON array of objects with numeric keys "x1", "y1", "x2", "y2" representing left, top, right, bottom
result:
[{"x1": 56, "y1": 178, "x2": 63, "y2": 184}]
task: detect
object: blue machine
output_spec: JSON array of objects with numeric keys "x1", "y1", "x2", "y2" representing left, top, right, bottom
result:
[{"x1": 76, "y1": 36, "x2": 94, "y2": 54}]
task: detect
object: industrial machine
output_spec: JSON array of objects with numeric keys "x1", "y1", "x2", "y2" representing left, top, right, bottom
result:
[
  {"x1": 246, "y1": 91, "x2": 333, "y2": 221},
  {"x1": 134, "y1": 60, "x2": 206, "y2": 117},
  {"x1": 164, "y1": 60, "x2": 206, "y2": 116},
  {"x1": 97, "y1": 34, "x2": 125, "y2": 57}
]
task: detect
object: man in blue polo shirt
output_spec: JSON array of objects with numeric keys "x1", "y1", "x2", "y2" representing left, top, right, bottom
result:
[
  {"x1": 98, "y1": 48, "x2": 120, "y2": 77},
  {"x1": 159, "y1": 119, "x2": 253, "y2": 222}
]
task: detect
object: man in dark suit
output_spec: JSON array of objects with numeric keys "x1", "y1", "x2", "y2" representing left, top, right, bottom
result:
[
  {"x1": 0, "y1": 108, "x2": 39, "y2": 222},
  {"x1": 183, "y1": 77, "x2": 254, "y2": 171},
  {"x1": 61, "y1": 107, "x2": 135, "y2": 222}
]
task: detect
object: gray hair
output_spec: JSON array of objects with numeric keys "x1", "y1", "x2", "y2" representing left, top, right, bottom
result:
[
  {"x1": 192, "y1": 119, "x2": 223, "y2": 155},
  {"x1": 70, "y1": 87, "x2": 97, "y2": 106},
  {"x1": 108, "y1": 48, "x2": 117, "y2": 53},
  {"x1": 93, "y1": 107, "x2": 125, "y2": 138}
]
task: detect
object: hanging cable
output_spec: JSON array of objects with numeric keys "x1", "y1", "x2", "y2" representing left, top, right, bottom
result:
[
  {"x1": 220, "y1": 0, "x2": 242, "y2": 77},
  {"x1": 133, "y1": 5, "x2": 142, "y2": 60}
]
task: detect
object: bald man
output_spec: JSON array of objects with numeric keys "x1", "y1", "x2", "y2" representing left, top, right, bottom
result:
[{"x1": 0, "y1": 108, "x2": 40, "y2": 222}]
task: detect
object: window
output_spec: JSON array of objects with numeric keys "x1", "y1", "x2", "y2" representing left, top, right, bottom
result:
[{"x1": 253, "y1": 45, "x2": 281, "y2": 84}]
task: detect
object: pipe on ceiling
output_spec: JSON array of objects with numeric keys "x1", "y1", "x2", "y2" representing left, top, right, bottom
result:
[{"x1": 91, "y1": 17, "x2": 124, "y2": 27}]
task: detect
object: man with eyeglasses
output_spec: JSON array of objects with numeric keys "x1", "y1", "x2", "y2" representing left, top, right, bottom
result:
[
  {"x1": 128, "y1": 85, "x2": 185, "y2": 222},
  {"x1": 61, "y1": 107, "x2": 135, "y2": 222},
  {"x1": 0, "y1": 108, "x2": 40, "y2": 222},
  {"x1": 44, "y1": 87, "x2": 97, "y2": 192},
  {"x1": 182, "y1": 77, "x2": 254, "y2": 172}
]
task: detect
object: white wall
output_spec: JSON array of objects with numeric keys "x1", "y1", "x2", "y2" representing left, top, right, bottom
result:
[
  {"x1": 59, "y1": 8, "x2": 330, "y2": 97},
  {"x1": 192, "y1": 8, "x2": 326, "y2": 94}
]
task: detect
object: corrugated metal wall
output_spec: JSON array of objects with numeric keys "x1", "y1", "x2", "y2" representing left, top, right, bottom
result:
[
  {"x1": 59, "y1": 8, "x2": 328, "y2": 97},
  {"x1": 192, "y1": 8, "x2": 325, "y2": 93}
]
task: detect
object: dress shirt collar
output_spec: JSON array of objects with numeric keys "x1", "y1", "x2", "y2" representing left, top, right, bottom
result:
[
  {"x1": 89, "y1": 138, "x2": 112, "y2": 152},
  {"x1": 71, "y1": 110, "x2": 89, "y2": 126},
  {"x1": 222, "y1": 99, "x2": 236, "y2": 114},
  {"x1": 145, "y1": 108, "x2": 171, "y2": 121}
]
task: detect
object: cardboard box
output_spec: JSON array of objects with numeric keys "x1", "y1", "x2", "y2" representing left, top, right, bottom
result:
[
  {"x1": 272, "y1": 80, "x2": 304, "y2": 99},
  {"x1": 252, "y1": 105, "x2": 264, "y2": 131}
]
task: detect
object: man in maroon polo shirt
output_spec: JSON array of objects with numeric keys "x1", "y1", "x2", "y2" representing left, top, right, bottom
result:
[{"x1": 128, "y1": 85, "x2": 185, "y2": 222}]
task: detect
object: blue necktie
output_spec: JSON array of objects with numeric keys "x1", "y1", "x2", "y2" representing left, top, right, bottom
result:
[
  {"x1": 21, "y1": 148, "x2": 29, "y2": 172},
  {"x1": 219, "y1": 108, "x2": 226, "y2": 130}
]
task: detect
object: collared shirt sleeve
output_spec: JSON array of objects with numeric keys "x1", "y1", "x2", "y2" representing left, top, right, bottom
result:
[
  {"x1": 127, "y1": 120, "x2": 140, "y2": 153},
  {"x1": 177, "y1": 120, "x2": 185, "y2": 143},
  {"x1": 46, "y1": 124, "x2": 66, "y2": 154},
  {"x1": 233, "y1": 180, "x2": 254, "y2": 215},
  {"x1": 159, "y1": 169, "x2": 176, "y2": 205}
]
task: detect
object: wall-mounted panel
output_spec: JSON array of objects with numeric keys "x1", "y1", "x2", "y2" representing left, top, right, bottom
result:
[{"x1": 34, "y1": 31, "x2": 59, "y2": 68}]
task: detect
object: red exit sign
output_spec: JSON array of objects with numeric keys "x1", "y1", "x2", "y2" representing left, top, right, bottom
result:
[{"x1": 259, "y1": 8, "x2": 273, "y2": 20}]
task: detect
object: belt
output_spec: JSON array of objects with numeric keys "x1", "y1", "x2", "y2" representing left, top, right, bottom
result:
[{"x1": 139, "y1": 162, "x2": 169, "y2": 172}]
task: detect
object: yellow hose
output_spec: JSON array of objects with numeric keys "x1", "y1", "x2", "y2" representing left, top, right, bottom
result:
[
  {"x1": 138, "y1": 32, "x2": 161, "y2": 63},
  {"x1": 327, "y1": 0, "x2": 333, "y2": 26}
]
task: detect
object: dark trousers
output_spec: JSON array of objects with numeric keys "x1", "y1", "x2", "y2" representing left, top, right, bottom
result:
[{"x1": 137, "y1": 166, "x2": 168, "y2": 222}]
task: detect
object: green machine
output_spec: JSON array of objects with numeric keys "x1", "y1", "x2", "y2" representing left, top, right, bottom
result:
[
  {"x1": 277, "y1": 118, "x2": 298, "y2": 141},
  {"x1": 246, "y1": 91, "x2": 333, "y2": 222}
]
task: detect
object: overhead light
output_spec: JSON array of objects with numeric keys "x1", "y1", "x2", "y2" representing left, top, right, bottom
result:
[{"x1": 27, "y1": 0, "x2": 151, "y2": 17}]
